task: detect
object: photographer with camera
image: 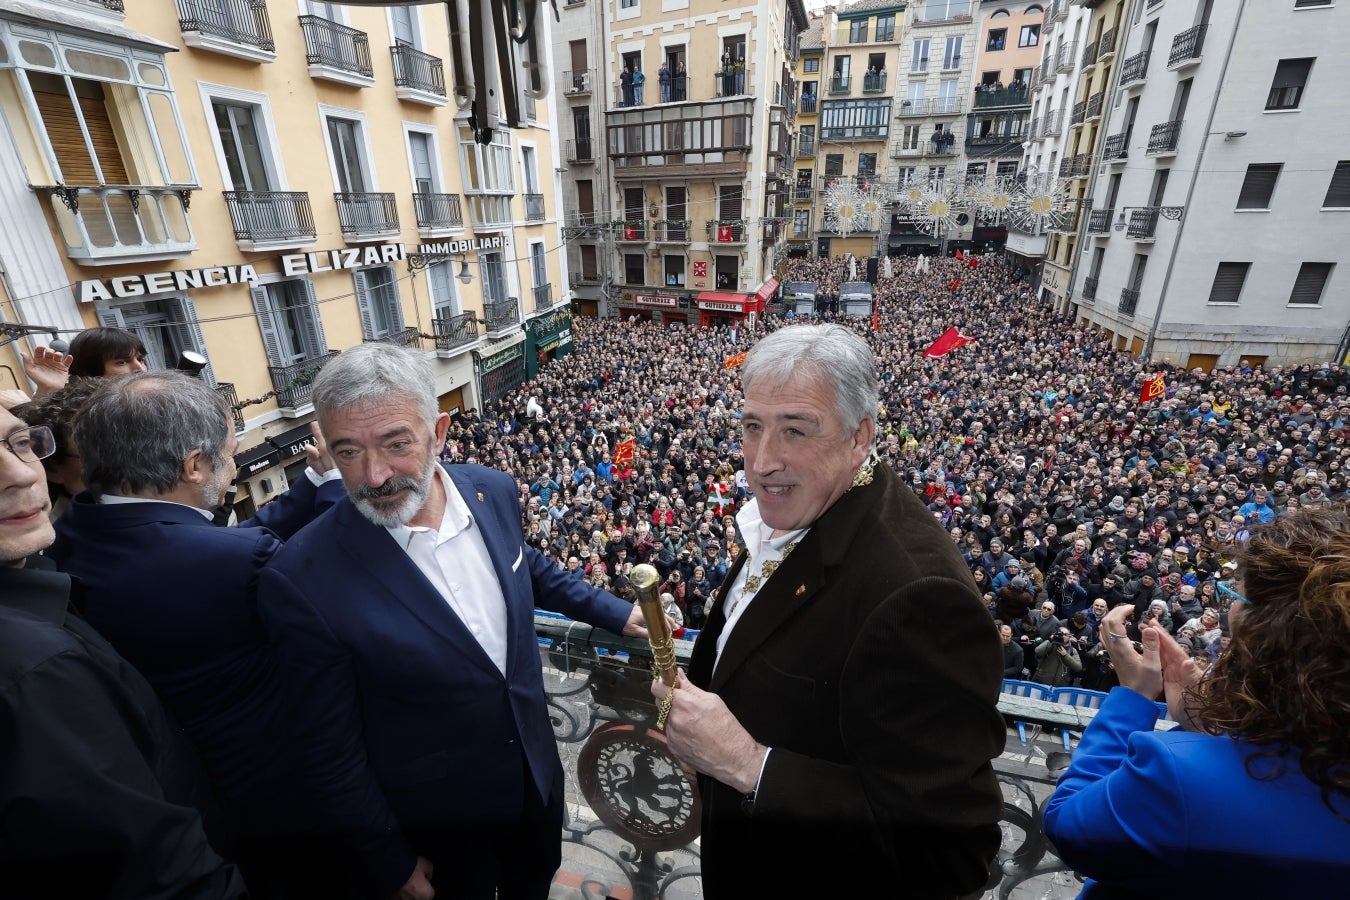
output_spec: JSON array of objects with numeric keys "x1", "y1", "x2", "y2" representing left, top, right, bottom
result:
[{"x1": 1033, "y1": 623, "x2": 1084, "y2": 687}]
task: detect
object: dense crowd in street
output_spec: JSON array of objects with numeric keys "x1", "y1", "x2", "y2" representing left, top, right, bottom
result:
[{"x1": 450, "y1": 252, "x2": 1350, "y2": 661}]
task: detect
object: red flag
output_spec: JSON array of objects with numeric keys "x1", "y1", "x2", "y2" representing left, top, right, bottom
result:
[
  {"x1": 613, "y1": 437, "x2": 637, "y2": 467},
  {"x1": 1139, "y1": 372, "x2": 1167, "y2": 404},
  {"x1": 968, "y1": 256, "x2": 979, "y2": 268},
  {"x1": 922, "y1": 327, "x2": 973, "y2": 359},
  {"x1": 955, "y1": 248, "x2": 964, "y2": 260},
  {"x1": 871, "y1": 304, "x2": 880, "y2": 332},
  {"x1": 623, "y1": 224, "x2": 637, "y2": 240},
  {"x1": 948, "y1": 277, "x2": 962, "y2": 292},
  {"x1": 723, "y1": 351, "x2": 747, "y2": 369},
  {"x1": 717, "y1": 224, "x2": 734, "y2": 242}
]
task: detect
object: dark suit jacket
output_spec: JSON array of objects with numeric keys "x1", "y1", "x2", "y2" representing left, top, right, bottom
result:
[
  {"x1": 48, "y1": 473, "x2": 342, "y2": 817},
  {"x1": 0, "y1": 558, "x2": 246, "y2": 899},
  {"x1": 688, "y1": 464, "x2": 1005, "y2": 898},
  {"x1": 257, "y1": 463, "x2": 633, "y2": 898}
]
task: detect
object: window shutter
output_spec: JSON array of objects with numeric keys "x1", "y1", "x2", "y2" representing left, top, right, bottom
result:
[
  {"x1": 1206, "y1": 262, "x2": 1249, "y2": 304},
  {"x1": 1236, "y1": 164, "x2": 1280, "y2": 210},
  {"x1": 95, "y1": 304, "x2": 126, "y2": 328},
  {"x1": 299, "y1": 279, "x2": 328, "y2": 359},
  {"x1": 1323, "y1": 161, "x2": 1350, "y2": 208},
  {"x1": 1289, "y1": 262, "x2": 1332, "y2": 305},
  {"x1": 166, "y1": 295, "x2": 217, "y2": 386},
  {"x1": 386, "y1": 272, "x2": 406, "y2": 333},
  {"x1": 352, "y1": 269, "x2": 375, "y2": 339},
  {"x1": 251, "y1": 284, "x2": 283, "y2": 366}
]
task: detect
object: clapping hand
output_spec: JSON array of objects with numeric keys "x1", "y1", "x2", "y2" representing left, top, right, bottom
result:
[{"x1": 20, "y1": 345, "x2": 72, "y2": 396}]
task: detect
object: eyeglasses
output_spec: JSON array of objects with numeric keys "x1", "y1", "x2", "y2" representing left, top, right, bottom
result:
[{"x1": 1, "y1": 425, "x2": 56, "y2": 463}]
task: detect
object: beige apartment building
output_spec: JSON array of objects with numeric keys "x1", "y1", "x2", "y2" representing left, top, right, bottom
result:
[
  {"x1": 0, "y1": 0, "x2": 566, "y2": 518},
  {"x1": 552, "y1": 0, "x2": 808, "y2": 328},
  {"x1": 965, "y1": 3, "x2": 1041, "y2": 203}
]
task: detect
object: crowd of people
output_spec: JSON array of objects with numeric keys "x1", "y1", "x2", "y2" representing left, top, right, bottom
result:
[{"x1": 442, "y1": 252, "x2": 1350, "y2": 674}]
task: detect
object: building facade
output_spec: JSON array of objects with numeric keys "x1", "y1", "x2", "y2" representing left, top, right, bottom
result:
[
  {"x1": 1070, "y1": 0, "x2": 1346, "y2": 367},
  {"x1": 552, "y1": 0, "x2": 808, "y2": 329},
  {"x1": 0, "y1": 0, "x2": 568, "y2": 519},
  {"x1": 887, "y1": 0, "x2": 980, "y2": 254}
]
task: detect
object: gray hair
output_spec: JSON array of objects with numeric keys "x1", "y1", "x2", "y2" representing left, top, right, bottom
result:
[
  {"x1": 740, "y1": 324, "x2": 878, "y2": 440},
  {"x1": 74, "y1": 371, "x2": 231, "y2": 498},
  {"x1": 311, "y1": 343, "x2": 437, "y2": 427}
]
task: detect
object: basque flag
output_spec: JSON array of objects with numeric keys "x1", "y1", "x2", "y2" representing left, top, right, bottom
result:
[{"x1": 922, "y1": 327, "x2": 973, "y2": 359}]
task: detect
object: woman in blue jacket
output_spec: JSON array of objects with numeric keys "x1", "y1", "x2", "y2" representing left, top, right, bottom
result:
[{"x1": 1044, "y1": 506, "x2": 1350, "y2": 897}]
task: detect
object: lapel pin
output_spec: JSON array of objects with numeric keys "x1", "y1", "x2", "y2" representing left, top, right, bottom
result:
[
  {"x1": 795, "y1": 584, "x2": 806, "y2": 596},
  {"x1": 476, "y1": 492, "x2": 485, "y2": 502}
]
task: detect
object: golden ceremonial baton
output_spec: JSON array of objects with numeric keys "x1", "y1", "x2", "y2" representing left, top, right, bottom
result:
[{"x1": 630, "y1": 563, "x2": 680, "y2": 729}]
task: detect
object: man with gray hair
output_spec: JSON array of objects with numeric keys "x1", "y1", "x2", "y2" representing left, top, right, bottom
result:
[
  {"x1": 50, "y1": 370, "x2": 343, "y2": 898},
  {"x1": 652, "y1": 324, "x2": 1004, "y2": 898},
  {"x1": 257, "y1": 343, "x2": 650, "y2": 900}
]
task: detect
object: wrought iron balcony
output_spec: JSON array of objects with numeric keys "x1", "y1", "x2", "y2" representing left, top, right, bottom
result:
[
  {"x1": 1119, "y1": 287, "x2": 1140, "y2": 317},
  {"x1": 299, "y1": 15, "x2": 372, "y2": 80},
  {"x1": 412, "y1": 192, "x2": 463, "y2": 231},
  {"x1": 268, "y1": 350, "x2": 337, "y2": 410},
  {"x1": 973, "y1": 88, "x2": 1030, "y2": 108},
  {"x1": 1082, "y1": 275, "x2": 1099, "y2": 301},
  {"x1": 1103, "y1": 132, "x2": 1129, "y2": 161},
  {"x1": 1042, "y1": 109, "x2": 1064, "y2": 136},
  {"x1": 94, "y1": 0, "x2": 125, "y2": 8},
  {"x1": 1056, "y1": 41, "x2": 1077, "y2": 73},
  {"x1": 431, "y1": 312, "x2": 478, "y2": 352},
  {"x1": 334, "y1": 192, "x2": 398, "y2": 238},
  {"x1": 532, "y1": 283, "x2": 554, "y2": 313},
  {"x1": 791, "y1": 185, "x2": 813, "y2": 202},
  {"x1": 391, "y1": 43, "x2": 446, "y2": 100},
  {"x1": 862, "y1": 73, "x2": 887, "y2": 93},
  {"x1": 1070, "y1": 99, "x2": 1087, "y2": 127},
  {"x1": 1087, "y1": 209, "x2": 1112, "y2": 234},
  {"x1": 562, "y1": 69, "x2": 593, "y2": 95},
  {"x1": 654, "y1": 220, "x2": 691, "y2": 242},
  {"x1": 1126, "y1": 207, "x2": 1161, "y2": 240},
  {"x1": 565, "y1": 137, "x2": 594, "y2": 163},
  {"x1": 615, "y1": 220, "x2": 647, "y2": 242},
  {"x1": 1147, "y1": 120, "x2": 1181, "y2": 155},
  {"x1": 368, "y1": 326, "x2": 422, "y2": 349},
  {"x1": 1081, "y1": 40, "x2": 1099, "y2": 69},
  {"x1": 1048, "y1": 0, "x2": 1068, "y2": 22},
  {"x1": 1121, "y1": 50, "x2": 1150, "y2": 87},
  {"x1": 828, "y1": 75, "x2": 850, "y2": 94},
  {"x1": 524, "y1": 194, "x2": 545, "y2": 222},
  {"x1": 896, "y1": 97, "x2": 965, "y2": 117},
  {"x1": 706, "y1": 219, "x2": 746, "y2": 243},
  {"x1": 483, "y1": 298, "x2": 519, "y2": 335},
  {"x1": 215, "y1": 382, "x2": 246, "y2": 432},
  {"x1": 1098, "y1": 27, "x2": 1118, "y2": 60},
  {"x1": 562, "y1": 211, "x2": 604, "y2": 237},
  {"x1": 223, "y1": 190, "x2": 316, "y2": 246},
  {"x1": 797, "y1": 136, "x2": 815, "y2": 157},
  {"x1": 177, "y1": 0, "x2": 275, "y2": 54},
  {"x1": 800, "y1": 94, "x2": 818, "y2": 113},
  {"x1": 39, "y1": 184, "x2": 197, "y2": 262},
  {"x1": 1086, "y1": 92, "x2": 1104, "y2": 121},
  {"x1": 1169, "y1": 23, "x2": 1206, "y2": 68}
]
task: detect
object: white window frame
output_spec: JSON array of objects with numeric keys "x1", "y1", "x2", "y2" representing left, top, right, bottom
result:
[
  {"x1": 912, "y1": 39, "x2": 930, "y2": 73},
  {"x1": 199, "y1": 83, "x2": 289, "y2": 191},
  {"x1": 403, "y1": 121, "x2": 445, "y2": 194},
  {"x1": 387, "y1": 4, "x2": 422, "y2": 49},
  {"x1": 319, "y1": 104, "x2": 380, "y2": 193}
]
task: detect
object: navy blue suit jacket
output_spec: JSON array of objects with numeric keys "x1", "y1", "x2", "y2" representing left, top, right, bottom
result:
[
  {"x1": 49, "y1": 472, "x2": 343, "y2": 813},
  {"x1": 257, "y1": 464, "x2": 632, "y2": 897}
]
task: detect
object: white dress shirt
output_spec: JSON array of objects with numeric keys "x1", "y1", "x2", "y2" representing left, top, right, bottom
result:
[
  {"x1": 716, "y1": 498, "x2": 808, "y2": 666},
  {"x1": 387, "y1": 465, "x2": 510, "y2": 674}
]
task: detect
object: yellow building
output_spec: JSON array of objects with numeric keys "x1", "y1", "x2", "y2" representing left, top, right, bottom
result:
[
  {"x1": 552, "y1": 0, "x2": 808, "y2": 327},
  {"x1": 0, "y1": 0, "x2": 567, "y2": 518},
  {"x1": 787, "y1": 15, "x2": 825, "y2": 259},
  {"x1": 816, "y1": 1, "x2": 904, "y2": 260}
]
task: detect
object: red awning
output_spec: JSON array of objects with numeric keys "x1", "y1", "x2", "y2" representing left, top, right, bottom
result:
[
  {"x1": 695, "y1": 291, "x2": 751, "y2": 306},
  {"x1": 753, "y1": 278, "x2": 779, "y2": 302}
]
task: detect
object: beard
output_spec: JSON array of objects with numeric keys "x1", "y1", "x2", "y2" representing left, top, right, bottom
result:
[{"x1": 350, "y1": 449, "x2": 439, "y2": 528}]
